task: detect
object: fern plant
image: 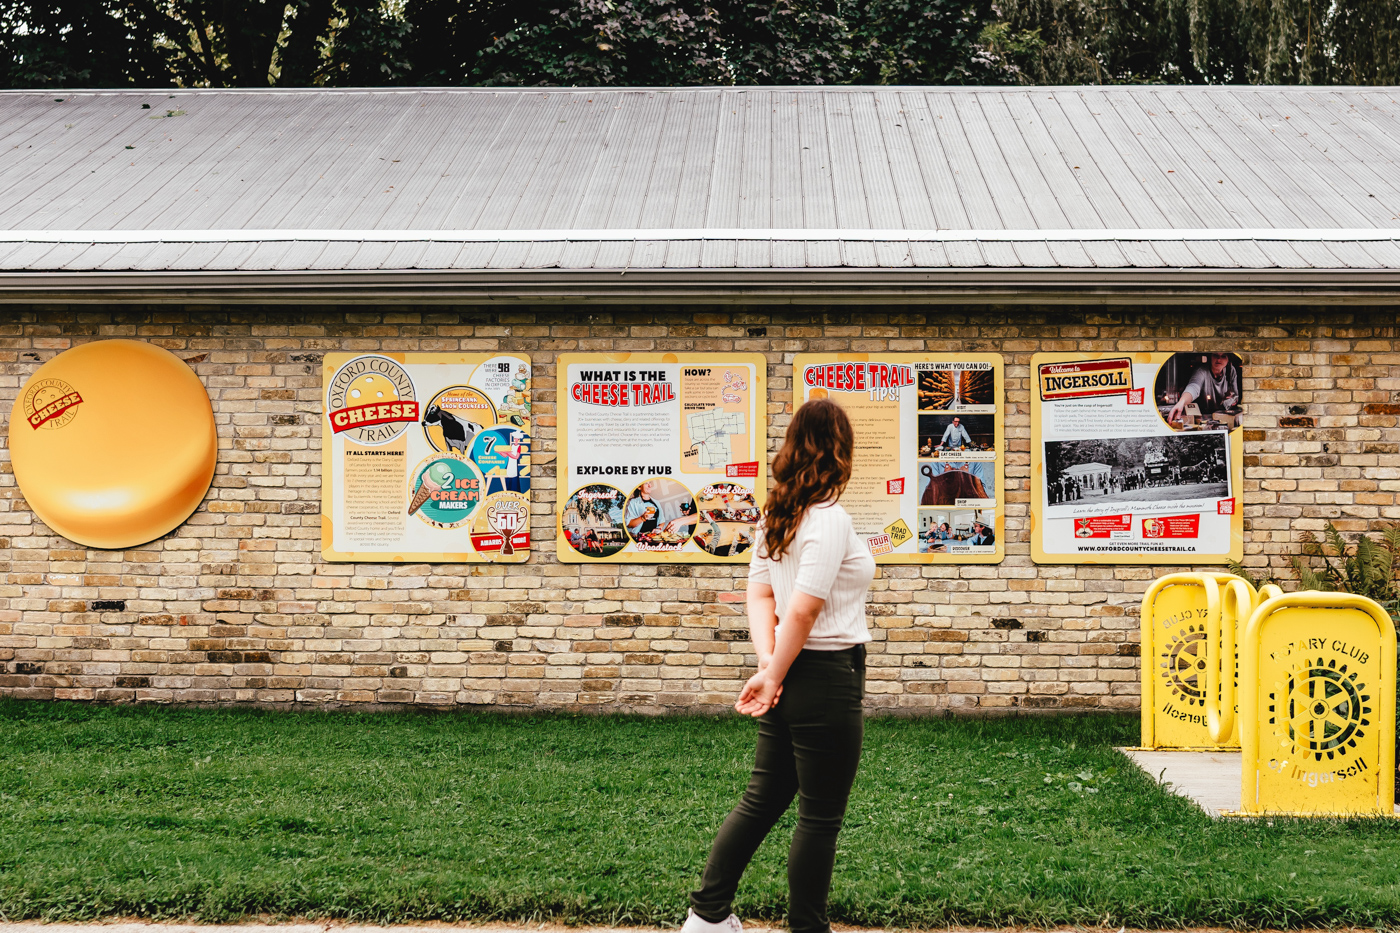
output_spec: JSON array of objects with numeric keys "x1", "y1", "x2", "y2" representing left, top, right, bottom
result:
[
  {"x1": 1225, "y1": 560, "x2": 1277, "y2": 592},
  {"x1": 1228, "y1": 523, "x2": 1400, "y2": 618},
  {"x1": 1288, "y1": 522, "x2": 1400, "y2": 616}
]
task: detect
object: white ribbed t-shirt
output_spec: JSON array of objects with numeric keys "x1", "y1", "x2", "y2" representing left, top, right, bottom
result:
[{"x1": 748, "y1": 502, "x2": 875, "y2": 650}]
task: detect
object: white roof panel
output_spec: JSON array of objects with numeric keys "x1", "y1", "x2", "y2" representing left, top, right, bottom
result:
[{"x1": 0, "y1": 86, "x2": 1392, "y2": 296}]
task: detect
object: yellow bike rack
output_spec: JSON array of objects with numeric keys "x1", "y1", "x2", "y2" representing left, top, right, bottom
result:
[
  {"x1": 1140, "y1": 572, "x2": 1264, "y2": 749},
  {"x1": 1238, "y1": 591, "x2": 1396, "y2": 816}
]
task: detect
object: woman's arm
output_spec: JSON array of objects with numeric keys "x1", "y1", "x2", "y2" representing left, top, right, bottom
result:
[
  {"x1": 735, "y1": 589, "x2": 825, "y2": 717},
  {"x1": 1169, "y1": 374, "x2": 1204, "y2": 420},
  {"x1": 746, "y1": 581, "x2": 778, "y2": 667}
]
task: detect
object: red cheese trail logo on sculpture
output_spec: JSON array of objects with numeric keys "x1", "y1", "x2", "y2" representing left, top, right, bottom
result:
[
  {"x1": 326, "y1": 355, "x2": 419, "y2": 446},
  {"x1": 22, "y1": 378, "x2": 83, "y2": 430}
]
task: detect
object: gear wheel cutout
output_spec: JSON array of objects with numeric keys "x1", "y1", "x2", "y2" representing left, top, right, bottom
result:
[
  {"x1": 1268, "y1": 656, "x2": 1372, "y2": 762},
  {"x1": 1160, "y1": 624, "x2": 1207, "y2": 706}
]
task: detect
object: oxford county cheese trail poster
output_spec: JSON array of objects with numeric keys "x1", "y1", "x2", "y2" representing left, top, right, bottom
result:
[
  {"x1": 322, "y1": 352, "x2": 532, "y2": 562},
  {"x1": 557, "y1": 353, "x2": 766, "y2": 563},
  {"x1": 1031, "y1": 352, "x2": 1245, "y2": 564},
  {"x1": 793, "y1": 353, "x2": 1004, "y2": 564}
]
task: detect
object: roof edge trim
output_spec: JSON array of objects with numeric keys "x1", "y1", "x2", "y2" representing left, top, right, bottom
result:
[
  {"x1": 2, "y1": 266, "x2": 1399, "y2": 306},
  {"x1": 3, "y1": 228, "x2": 1399, "y2": 244}
]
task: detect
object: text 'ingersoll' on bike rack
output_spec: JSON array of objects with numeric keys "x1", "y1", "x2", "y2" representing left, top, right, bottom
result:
[
  {"x1": 1139, "y1": 572, "x2": 1280, "y2": 750},
  {"x1": 1235, "y1": 591, "x2": 1396, "y2": 816}
]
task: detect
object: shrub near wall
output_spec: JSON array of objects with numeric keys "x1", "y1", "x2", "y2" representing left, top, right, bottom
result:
[{"x1": 0, "y1": 307, "x2": 1396, "y2": 713}]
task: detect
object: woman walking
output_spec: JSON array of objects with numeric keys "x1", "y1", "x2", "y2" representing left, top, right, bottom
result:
[{"x1": 684, "y1": 399, "x2": 876, "y2": 933}]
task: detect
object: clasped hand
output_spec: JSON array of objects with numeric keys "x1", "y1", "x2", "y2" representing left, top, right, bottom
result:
[{"x1": 734, "y1": 658, "x2": 783, "y2": 717}]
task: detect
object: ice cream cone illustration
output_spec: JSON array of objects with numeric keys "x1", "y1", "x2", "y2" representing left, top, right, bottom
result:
[{"x1": 409, "y1": 461, "x2": 455, "y2": 516}]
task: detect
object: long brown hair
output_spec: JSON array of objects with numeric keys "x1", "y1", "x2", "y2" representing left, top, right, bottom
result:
[{"x1": 759, "y1": 398, "x2": 854, "y2": 561}]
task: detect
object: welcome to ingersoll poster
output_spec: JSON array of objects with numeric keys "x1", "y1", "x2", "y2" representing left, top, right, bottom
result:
[{"x1": 1031, "y1": 352, "x2": 1245, "y2": 564}]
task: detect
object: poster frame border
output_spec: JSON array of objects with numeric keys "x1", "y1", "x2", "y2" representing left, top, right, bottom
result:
[
  {"x1": 1029, "y1": 350, "x2": 1245, "y2": 566},
  {"x1": 792, "y1": 351, "x2": 1005, "y2": 566},
  {"x1": 555, "y1": 351, "x2": 769, "y2": 565},
  {"x1": 320, "y1": 350, "x2": 533, "y2": 564}
]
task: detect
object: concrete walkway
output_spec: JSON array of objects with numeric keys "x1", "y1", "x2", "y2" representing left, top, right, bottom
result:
[
  {"x1": 1119, "y1": 747, "x2": 1243, "y2": 816},
  {"x1": 1119, "y1": 746, "x2": 1400, "y2": 818}
]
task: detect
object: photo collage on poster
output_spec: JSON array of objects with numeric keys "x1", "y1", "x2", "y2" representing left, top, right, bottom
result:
[
  {"x1": 914, "y1": 362, "x2": 999, "y2": 558},
  {"x1": 794, "y1": 354, "x2": 1004, "y2": 564},
  {"x1": 556, "y1": 354, "x2": 767, "y2": 563},
  {"x1": 321, "y1": 352, "x2": 532, "y2": 562},
  {"x1": 1030, "y1": 352, "x2": 1245, "y2": 564}
]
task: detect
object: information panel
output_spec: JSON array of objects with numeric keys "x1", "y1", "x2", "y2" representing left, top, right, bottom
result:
[
  {"x1": 556, "y1": 353, "x2": 766, "y2": 564},
  {"x1": 321, "y1": 352, "x2": 531, "y2": 563},
  {"x1": 1031, "y1": 352, "x2": 1244, "y2": 564},
  {"x1": 793, "y1": 353, "x2": 1004, "y2": 564}
]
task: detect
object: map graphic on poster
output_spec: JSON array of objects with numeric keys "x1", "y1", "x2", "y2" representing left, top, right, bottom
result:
[
  {"x1": 557, "y1": 353, "x2": 766, "y2": 563},
  {"x1": 688, "y1": 408, "x2": 748, "y2": 469},
  {"x1": 793, "y1": 354, "x2": 1004, "y2": 564},
  {"x1": 1030, "y1": 352, "x2": 1245, "y2": 564},
  {"x1": 321, "y1": 352, "x2": 531, "y2": 563}
]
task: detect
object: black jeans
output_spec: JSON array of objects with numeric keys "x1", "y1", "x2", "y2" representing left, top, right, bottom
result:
[{"x1": 691, "y1": 645, "x2": 866, "y2": 933}]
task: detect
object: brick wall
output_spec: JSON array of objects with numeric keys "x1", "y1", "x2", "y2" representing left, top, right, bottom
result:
[{"x1": 0, "y1": 307, "x2": 1396, "y2": 713}]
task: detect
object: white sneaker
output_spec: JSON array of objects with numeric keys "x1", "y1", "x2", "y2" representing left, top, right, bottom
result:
[{"x1": 681, "y1": 908, "x2": 742, "y2": 933}]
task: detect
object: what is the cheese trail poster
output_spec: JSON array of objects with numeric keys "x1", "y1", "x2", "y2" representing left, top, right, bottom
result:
[
  {"x1": 1031, "y1": 352, "x2": 1245, "y2": 564},
  {"x1": 321, "y1": 352, "x2": 532, "y2": 562},
  {"x1": 793, "y1": 353, "x2": 1004, "y2": 564},
  {"x1": 557, "y1": 353, "x2": 767, "y2": 563}
]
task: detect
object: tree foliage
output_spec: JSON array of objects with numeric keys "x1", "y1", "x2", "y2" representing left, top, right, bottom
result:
[
  {"x1": 0, "y1": 0, "x2": 412, "y2": 88},
  {"x1": 983, "y1": 0, "x2": 1400, "y2": 84},
  {"x1": 0, "y1": 0, "x2": 999, "y2": 87},
  {"x1": 0, "y1": 1, "x2": 167, "y2": 86},
  {"x1": 0, "y1": 0, "x2": 1395, "y2": 88}
]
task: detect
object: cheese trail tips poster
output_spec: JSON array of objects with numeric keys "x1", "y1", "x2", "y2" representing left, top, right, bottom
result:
[
  {"x1": 556, "y1": 353, "x2": 767, "y2": 563},
  {"x1": 793, "y1": 353, "x2": 1005, "y2": 564},
  {"x1": 1030, "y1": 352, "x2": 1245, "y2": 564},
  {"x1": 321, "y1": 352, "x2": 532, "y2": 562}
]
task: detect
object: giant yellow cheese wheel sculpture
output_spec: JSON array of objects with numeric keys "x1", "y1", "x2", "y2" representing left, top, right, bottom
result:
[{"x1": 8, "y1": 340, "x2": 217, "y2": 549}]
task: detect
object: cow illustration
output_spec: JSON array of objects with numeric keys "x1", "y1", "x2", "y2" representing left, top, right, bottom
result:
[{"x1": 422, "y1": 404, "x2": 482, "y2": 454}]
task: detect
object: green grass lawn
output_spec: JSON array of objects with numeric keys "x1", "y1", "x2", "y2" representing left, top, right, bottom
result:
[{"x1": 3, "y1": 701, "x2": 1400, "y2": 929}]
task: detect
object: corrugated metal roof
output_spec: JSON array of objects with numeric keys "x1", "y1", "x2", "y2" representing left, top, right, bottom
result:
[{"x1": 0, "y1": 85, "x2": 1397, "y2": 301}]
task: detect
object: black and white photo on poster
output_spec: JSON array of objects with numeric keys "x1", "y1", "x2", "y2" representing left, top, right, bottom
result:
[{"x1": 1043, "y1": 431, "x2": 1231, "y2": 517}]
